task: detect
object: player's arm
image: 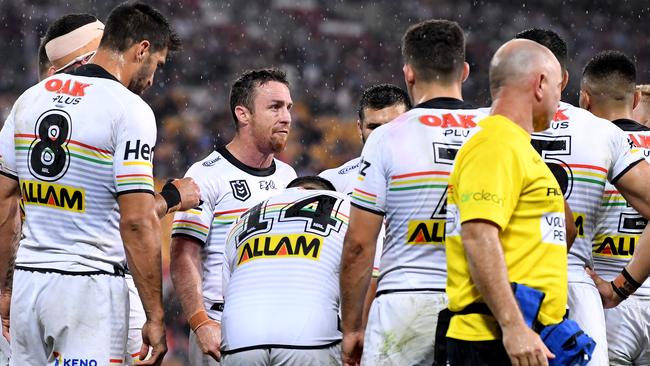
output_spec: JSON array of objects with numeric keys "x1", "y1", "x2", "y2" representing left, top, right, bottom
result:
[
  {"x1": 614, "y1": 160, "x2": 650, "y2": 219},
  {"x1": 340, "y1": 207, "x2": 382, "y2": 363},
  {"x1": 564, "y1": 200, "x2": 577, "y2": 250},
  {"x1": 362, "y1": 277, "x2": 378, "y2": 329},
  {"x1": 462, "y1": 220, "x2": 554, "y2": 365},
  {"x1": 0, "y1": 175, "x2": 20, "y2": 341},
  {"x1": 153, "y1": 178, "x2": 201, "y2": 219}
]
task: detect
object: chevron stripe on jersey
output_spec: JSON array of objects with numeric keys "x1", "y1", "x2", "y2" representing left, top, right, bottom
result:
[
  {"x1": 593, "y1": 119, "x2": 650, "y2": 296},
  {"x1": 222, "y1": 188, "x2": 349, "y2": 351},
  {"x1": 531, "y1": 103, "x2": 644, "y2": 283},
  {"x1": 351, "y1": 99, "x2": 488, "y2": 293},
  {"x1": 171, "y1": 147, "x2": 297, "y2": 318},
  {"x1": 0, "y1": 64, "x2": 156, "y2": 273}
]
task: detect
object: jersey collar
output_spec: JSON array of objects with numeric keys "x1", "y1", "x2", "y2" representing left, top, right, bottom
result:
[
  {"x1": 217, "y1": 146, "x2": 277, "y2": 177},
  {"x1": 612, "y1": 118, "x2": 650, "y2": 131},
  {"x1": 413, "y1": 97, "x2": 474, "y2": 110},
  {"x1": 68, "y1": 64, "x2": 120, "y2": 83}
]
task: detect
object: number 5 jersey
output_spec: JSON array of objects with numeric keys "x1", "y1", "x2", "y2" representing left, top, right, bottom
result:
[{"x1": 0, "y1": 65, "x2": 156, "y2": 273}]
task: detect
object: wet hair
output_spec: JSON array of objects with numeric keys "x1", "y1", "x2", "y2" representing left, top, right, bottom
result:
[
  {"x1": 401, "y1": 19, "x2": 466, "y2": 84},
  {"x1": 287, "y1": 176, "x2": 336, "y2": 191},
  {"x1": 582, "y1": 50, "x2": 636, "y2": 102},
  {"x1": 357, "y1": 84, "x2": 411, "y2": 122},
  {"x1": 229, "y1": 68, "x2": 290, "y2": 128},
  {"x1": 100, "y1": 2, "x2": 181, "y2": 53},
  {"x1": 38, "y1": 13, "x2": 98, "y2": 78},
  {"x1": 515, "y1": 28, "x2": 568, "y2": 71}
]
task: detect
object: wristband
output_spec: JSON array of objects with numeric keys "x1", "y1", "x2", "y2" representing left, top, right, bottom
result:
[
  {"x1": 611, "y1": 268, "x2": 642, "y2": 300},
  {"x1": 189, "y1": 309, "x2": 212, "y2": 332},
  {"x1": 160, "y1": 179, "x2": 181, "y2": 213}
]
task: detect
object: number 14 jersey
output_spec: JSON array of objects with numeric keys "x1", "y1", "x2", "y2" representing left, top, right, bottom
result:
[{"x1": 350, "y1": 98, "x2": 487, "y2": 293}]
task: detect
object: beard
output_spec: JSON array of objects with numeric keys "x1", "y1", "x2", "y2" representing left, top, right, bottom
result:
[
  {"x1": 269, "y1": 132, "x2": 289, "y2": 153},
  {"x1": 127, "y1": 61, "x2": 153, "y2": 95}
]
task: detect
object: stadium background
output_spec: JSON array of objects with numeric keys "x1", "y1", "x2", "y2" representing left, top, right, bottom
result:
[{"x1": 0, "y1": 0, "x2": 648, "y2": 363}]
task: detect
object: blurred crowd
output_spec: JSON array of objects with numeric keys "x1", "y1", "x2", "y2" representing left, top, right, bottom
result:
[{"x1": 1, "y1": 0, "x2": 649, "y2": 362}]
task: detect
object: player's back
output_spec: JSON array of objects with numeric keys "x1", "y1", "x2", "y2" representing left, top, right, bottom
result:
[
  {"x1": 4, "y1": 64, "x2": 155, "y2": 273},
  {"x1": 593, "y1": 119, "x2": 650, "y2": 294},
  {"x1": 221, "y1": 188, "x2": 350, "y2": 351},
  {"x1": 531, "y1": 102, "x2": 643, "y2": 282},
  {"x1": 350, "y1": 98, "x2": 487, "y2": 293}
]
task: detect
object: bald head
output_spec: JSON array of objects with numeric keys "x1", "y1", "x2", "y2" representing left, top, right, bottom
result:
[{"x1": 489, "y1": 39, "x2": 561, "y2": 96}]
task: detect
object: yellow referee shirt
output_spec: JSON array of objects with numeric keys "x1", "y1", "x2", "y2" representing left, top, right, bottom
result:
[{"x1": 445, "y1": 115, "x2": 568, "y2": 341}]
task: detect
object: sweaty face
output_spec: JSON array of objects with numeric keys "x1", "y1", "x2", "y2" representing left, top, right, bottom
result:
[
  {"x1": 249, "y1": 81, "x2": 293, "y2": 154},
  {"x1": 359, "y1": 103, "x2": 408, "y2": 143},
  {"x1": 128, "y1": 49, "x2": 168, "y2": 95}
]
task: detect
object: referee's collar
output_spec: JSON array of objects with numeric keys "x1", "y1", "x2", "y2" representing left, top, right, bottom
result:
[
  {"x1": 68, "y1": 64, "x2": 120, "y2": 83},
  {"x1": 413, "y1": 97, "x2": 474, "y2": 110},
  {"x1": 612, "y1": 118, "x2": 650, "y2": 132}
]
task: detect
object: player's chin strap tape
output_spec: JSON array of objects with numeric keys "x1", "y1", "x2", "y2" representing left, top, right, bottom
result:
[
  {"x1": 160, "y1": 179, "x2": 181, "y2": 214},
  {"x1": 611, "y1": 268, "x2": 643, "y2": 300},
  {"x1": 434, "y1": 283, "x2": 596, "y2": 366}
]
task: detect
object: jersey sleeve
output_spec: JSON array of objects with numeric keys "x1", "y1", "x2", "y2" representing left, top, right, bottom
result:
[
  {"x1": 171, "y1": 163, "x2": 219, "y2": 244},
  {"x1": 454, "y1": 139, "x2": 521, "y2": 230},
  {"x1": 609, "y1": 125, "x2": 645, "y2": 183},
  {"x1": 350, "y1": 132, "x2": 388, "y2": 215},
  {"x1": 113, "y1": 102, "x2": 156, "y2": 195},
  {"x1": 0, "y1": 104, "x2": 18, "y2": 180}
]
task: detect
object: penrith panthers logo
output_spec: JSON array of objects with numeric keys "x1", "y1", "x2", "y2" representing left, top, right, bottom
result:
[{"x1": 230, "y1": 180, "x2": 251, "y2": 201}]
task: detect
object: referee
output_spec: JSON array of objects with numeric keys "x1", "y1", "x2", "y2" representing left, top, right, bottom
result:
[{"x1": 445, "y1": 39, "x2": 567, "y2": 365}]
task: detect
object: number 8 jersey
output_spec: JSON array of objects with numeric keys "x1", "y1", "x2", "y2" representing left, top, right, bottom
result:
[
  {"x1": 350, "y1": 98, "x2": 487, "y2": 294},
  {"x1": 0, "y1": 65, "x2": 157, "y2": 273}
]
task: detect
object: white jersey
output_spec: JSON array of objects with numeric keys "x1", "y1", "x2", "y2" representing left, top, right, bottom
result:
[
  {"x1": 350, "y1": 98, "x2": 488, "y2": 293},
  {"x1": 319, "y1": 156, "x2": 382, "y2": 277},
  {"x1": 171, "y1": 147, "x2": 296, "y2": 319},
  {"x1": 319, "y1": 157, "x2": 360, "y2": 195},
  {"x1": 593, "y1": 119, "x2": 650, "y2": 296},
  {"x1": 0, "y1": 64, "x2": 156, "y2": 273},
  {"x1": 221, "y1": 188, "x2": 349, "y2": 352},
  {"x1": 531, "y1": 102, "x2": 643, "y2": 282}
]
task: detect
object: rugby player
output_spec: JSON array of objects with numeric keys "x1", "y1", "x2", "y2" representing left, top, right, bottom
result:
[
  {"x1": 633, "y1": 85, "x2": 650, "y2": 127},
  {"x1": 340, "y1": 19, "x2": 489, "y2": 366},
  {"x1": 580, "y1": 50, "x2": 650, "y2": 365},
  {"x1": 517, "y1": 28, "x2": 650, "y2": 366},
  {"x1": 220, "y1": 176, "x2": 346, "y2": 365},
  {"x1": 0, "y1": 2, "x2": 180, "y2": 366},
  {"x1": 170, "y1": 68, "x2": 297, "y2": 365},
  {"x1": 319, "y1": 83, "x2": 410, "y2": 326}
]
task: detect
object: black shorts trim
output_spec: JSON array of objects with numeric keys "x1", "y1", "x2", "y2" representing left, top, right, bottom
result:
[
  {"x1": 0, "y1": 170, "x2": 18, "y2": 181},
  {"x1": 15, "y1": 265, "x2": 125, "y2": 277},
  {"x1": 611, "y1": 158, "x2": 644, "y2": 185},
  {"x1": 350, "y1": 202, "x2": 385, "y2": 216},
  {"x1": 221, "y1": 339, "x2": 341, "y2": 355},
  {"x1": 116, "y1": 189, "x2": 155, "y2": 197},
  {"x1": 376, "y1": 288, "x2": 445, "y2": 298},
  {"x1": 171, "y1": 233, "x2": 206, "y2": 247}
]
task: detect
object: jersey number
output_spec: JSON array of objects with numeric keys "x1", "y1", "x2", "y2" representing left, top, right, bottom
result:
[
  {"x1": 531, "y1": 135, "x2": 573, "y2": 198},
  {"x1": 28, "y1": 110, "x2": 72, "y2": 182},
  {"x1": 430, "y1": 142, "x2": 461, "y2": 219}
]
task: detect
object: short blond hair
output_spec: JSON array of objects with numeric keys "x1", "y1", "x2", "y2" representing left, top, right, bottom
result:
[{"x1": 636, "y1": 84, "x2": 650, "y2": 97}]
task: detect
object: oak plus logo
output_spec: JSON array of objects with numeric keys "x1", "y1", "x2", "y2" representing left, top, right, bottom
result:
[{"x1": 230, "y1": 180, "x2": 251, "y2": 201}]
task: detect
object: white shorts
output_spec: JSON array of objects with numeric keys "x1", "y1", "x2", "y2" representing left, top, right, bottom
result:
[
  {"x1": 189, "y1": 330, "x2": 220, "y2": 366},
  {"x1": 567, "y1": 279, "x2": 608, "y2": 366},
  {"x1": 0, "y1": 327, "x2": 9, "y2": 366},
  {"x1": 362, "y1": 291, "x2": 447, "y2": 366},
  {"x1": 9, "y1": 269, "x2": 128, "y2": 366},
  {"x1": 125, "y1": 275, "x2": 146, "y2": 366},
  {"x1": 604, "y1": 295, "x2": 650, "y2": 365},
  {"x1": 221, "y1": 344, "x2": 340, "y2": 366}
]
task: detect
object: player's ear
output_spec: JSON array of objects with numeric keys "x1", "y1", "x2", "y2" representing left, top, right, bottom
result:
[
  {"x1": 633, "y1": 90, "x2": 641, "y2": 110},
  {"x1": 534, "y1": 73, "x2": 545, "y2": 102},
  {"x1": 561, "y1": 69, "x2": 569, "y2": 92},
  {"x1": 356, "y1": 119, "x2": 363, "y2": 141},
  {"x1": 234, "y1": 105, "x2": 251, "y2": 126},
  {"x1": 461, "y1": 62, "x2": 470, "y2": 83},
  {"x1": 578, "y1": 89, "x2": 591, "y2": 111},
  {"x1": 403, "y1": 64, "x2": 415, "y2": 87},
  {"x1": 47, "y1": 66, "x2": 57, "y2": 77},
  {"x1": 134, "y1": 40, "x2": 150, "y2": 62}
]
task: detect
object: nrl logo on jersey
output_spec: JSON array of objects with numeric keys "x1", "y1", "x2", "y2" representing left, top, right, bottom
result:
[{"x1": 230, "y1": 180, "x2": 251, "y2": 201}]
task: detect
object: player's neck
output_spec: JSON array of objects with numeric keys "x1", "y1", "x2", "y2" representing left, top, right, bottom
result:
[
  {"x1": 226, "y1": 135, "x2": 275, "y2": 169},
  {"x1": 410, "y1": 81, "x2": 463, "y2": 105},
  {"x1": 590, "y1": 105, "x2": 634, "y2": 122},
  {"x1": 491, "y1": 92, "x2": 534, "y2": 134},
  {"x1": 90, "y1": 49, "x2": 134, "y2": 87}
]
